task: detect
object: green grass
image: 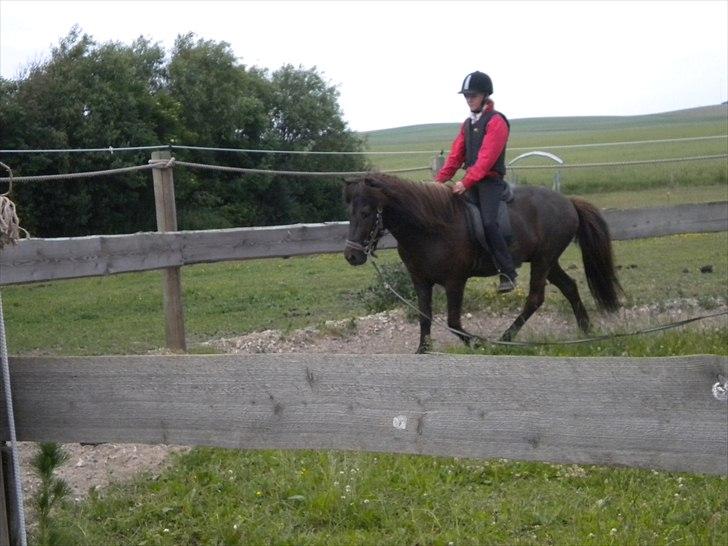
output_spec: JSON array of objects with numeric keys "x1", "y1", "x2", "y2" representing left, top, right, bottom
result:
[
  {"x1": 3, "y1": 232, "x2": 726, "y2": 356},
  {"x1": 11, "y1": 107, "x2": 728, "y2": 544},
  {"x1": 362, "y1": 104, "x2": 728, "y2": 194},
  {"x1": 5, "y1": 230, "x2": 727, "y2": 356},
  {"x1": 1, "y1": 252, "x2": 399, "y2": 356},
  {"x1": 573, "y1": 184, "x2": 727, "y2": 209},
  {"x1": 44, "y1": 449, "x2": 728, "y2": 545}
]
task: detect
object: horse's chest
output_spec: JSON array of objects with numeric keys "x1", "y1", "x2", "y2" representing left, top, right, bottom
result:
[{"x1": 398, "y1": 240, "x2": 470, "y2": 280}]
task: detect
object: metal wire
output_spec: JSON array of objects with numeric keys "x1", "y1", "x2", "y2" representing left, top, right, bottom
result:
[
  {"x1": 508, "y1": 154, "x2": 728, "y2": 170},
  {"x1": 170, "y1": 144, "x2": 434, "y2": 156},
  {"x1": 370, "y1": 258, "x2": 728, "y2": 348},
  {"x1": 1, "y1": 134, "x2": 725, "y2": 156},
  {"x1": 0, "y1": 291, "x2": 28, "y2": 546},
  {"x1": 0, "y1": 145, "x2": 168, "y2": 154},
  {"x1": 171, "y1": 160, "x2": 430, "y2": 177}
]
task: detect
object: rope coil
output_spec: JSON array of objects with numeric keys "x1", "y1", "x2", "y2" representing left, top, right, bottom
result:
[{"x1": 0, "y1": 162, "x2": 29, "y2": 249}]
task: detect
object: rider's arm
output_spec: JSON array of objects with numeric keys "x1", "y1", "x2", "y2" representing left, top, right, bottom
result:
[
  {"x1": 435, "y1": 123, "x2": 466, "y2": 182},
  {"x1": 460, "y1": 114, "x2": 509, "y2": 189}
]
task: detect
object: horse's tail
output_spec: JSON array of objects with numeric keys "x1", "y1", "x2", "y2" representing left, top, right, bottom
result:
[{"x1": 570, "y1": 197, "x2": 622, "y2": 312}]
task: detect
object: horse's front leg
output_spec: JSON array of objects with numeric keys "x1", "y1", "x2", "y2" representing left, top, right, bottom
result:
[
  {"x1": 445, "y1": 278, "x2": 473, "y2": 347},
  {"x1": 501, "y1": 264, "x2": 547, "y2": 341},
  {"x1": 412, "y1": 278, "x2": 434, "y2": 354}
]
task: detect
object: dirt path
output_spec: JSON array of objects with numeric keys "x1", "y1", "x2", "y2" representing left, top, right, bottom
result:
[{"x1": 17, "y1": 298, "x2": 726, "y2": 522}]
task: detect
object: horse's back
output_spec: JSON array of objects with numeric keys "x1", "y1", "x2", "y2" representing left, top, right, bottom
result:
[{"x1": 509, "y1": 186, "x2": 579, "y2": 255}]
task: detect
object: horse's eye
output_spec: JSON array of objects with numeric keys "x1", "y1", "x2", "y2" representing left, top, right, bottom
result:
[{"x1": 360, "y1": 210, "x2": 370, "y2": 219}]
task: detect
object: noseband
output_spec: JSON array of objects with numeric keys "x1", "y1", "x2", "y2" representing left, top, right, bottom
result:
[{"x1": 345, "y1": 207, "x2": 385, "y2": 257}]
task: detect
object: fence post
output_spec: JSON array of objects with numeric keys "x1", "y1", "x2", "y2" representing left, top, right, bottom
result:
[
  {"x1": 151, "y1": 151, "x2": 186, "y2": 352},
  {"x1": 0, "y1": 446, "x2": 11, "y2": 545},
  {"x1": 431, "y1": 151, "x2": 445, "y2": 179}
]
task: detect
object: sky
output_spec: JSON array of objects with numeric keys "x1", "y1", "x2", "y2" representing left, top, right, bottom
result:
[{"x1": 1, "y1": 0, "x2": 727, "y2": 132}]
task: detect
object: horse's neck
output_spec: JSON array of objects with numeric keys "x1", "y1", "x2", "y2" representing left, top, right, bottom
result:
[{"x1": 383, "y1": 204, "x2": 439, "y2": 246}]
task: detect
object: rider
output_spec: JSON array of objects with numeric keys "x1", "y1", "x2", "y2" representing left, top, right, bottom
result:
[{"x1": 435, "y1": 70, "x2": 518, "y2": 293}]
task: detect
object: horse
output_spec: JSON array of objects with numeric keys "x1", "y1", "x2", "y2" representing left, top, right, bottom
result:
[{"x1": 343, "y1": 173, "x2": 622, "y2": 353}]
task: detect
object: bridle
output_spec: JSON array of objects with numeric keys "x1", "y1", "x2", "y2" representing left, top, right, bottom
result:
[{"x1": 345, "y1": 206, "x2": 385, "y2": 257}]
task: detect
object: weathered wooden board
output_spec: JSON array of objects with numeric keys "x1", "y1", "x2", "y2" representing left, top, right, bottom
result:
[
  {"x1": 2, "y1": 354, "x2": 726, "y2": 475},
  {"x1": 0, "y1": 201, "x2": 725, "y2": 285},
  {"x1": 0, "y1": 224, "x2": 396, "y2": 285},
  {"x1": 603, "y1": 201, "x2": 728, "y2": 240},
  {"x1": 0, "y1": 232, "x2": 184, "y2": 285}
]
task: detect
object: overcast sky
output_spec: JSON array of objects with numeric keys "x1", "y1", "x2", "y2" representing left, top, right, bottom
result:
[{"x1": 1, "y1": 0, "x2": 726, "y2": 132}]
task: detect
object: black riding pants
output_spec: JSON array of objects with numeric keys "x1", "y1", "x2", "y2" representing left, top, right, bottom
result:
[{"x1": 468, "y1": 177, "x2": 516, "y2": 278}]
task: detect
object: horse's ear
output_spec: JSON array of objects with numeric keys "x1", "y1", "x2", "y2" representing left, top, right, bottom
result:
[{"x1": 364, "y1": 175, "x2": 384, "y2": 189}]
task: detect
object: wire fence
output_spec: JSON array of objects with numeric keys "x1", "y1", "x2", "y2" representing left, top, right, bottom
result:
[
  {"x1": 0, "y1": 131, "x2": 726, "y2": 183},
  {"x1": 1, "y1": 134, "x2": 726, "y2": 156},
  {"x1": 0, "y1": 153, "x2": 726, "y2": 183}
]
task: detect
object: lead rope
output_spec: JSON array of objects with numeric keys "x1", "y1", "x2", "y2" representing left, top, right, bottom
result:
[
  {"x1": 0, "y1": 161, "x2": 28, "y2": 546},
  {"x1": 370, "y1": 258, "x2": 728, "y2": 347}
]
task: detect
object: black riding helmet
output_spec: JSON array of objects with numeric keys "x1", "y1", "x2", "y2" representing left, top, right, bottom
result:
[{"x1": 459, "y1": 71, "x2": 493, "y2": 96}]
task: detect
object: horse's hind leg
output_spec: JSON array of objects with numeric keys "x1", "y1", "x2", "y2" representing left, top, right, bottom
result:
[
  {"x1": 413, "y1": 278, "x2": 434, "y2": 354},
  {"x1": 547, "y1": 263, "x2": 591, "y2": 334},
  {"x1": 501, "y1": 263, "x2": 548, "y2": 341},
  {"x1": 445, "y1": 278, "x2": 473, "y2": 347}
]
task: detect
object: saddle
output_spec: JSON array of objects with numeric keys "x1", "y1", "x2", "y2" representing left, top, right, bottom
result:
[{"x1": 464, "y1": 182, "x2": 515, "y2": 251}]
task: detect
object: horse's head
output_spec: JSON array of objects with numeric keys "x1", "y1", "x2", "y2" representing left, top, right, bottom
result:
[{"x1": 343, "y1": 176, "x2": 387, "y2": 266}]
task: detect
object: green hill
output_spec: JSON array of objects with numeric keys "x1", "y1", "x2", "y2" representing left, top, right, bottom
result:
[
  {"x1": 360, "y1": 104, "x2": 728, "y2": 152},
  {"x1": 357, "y1": 104, "x2": 727, "y2": 193}
]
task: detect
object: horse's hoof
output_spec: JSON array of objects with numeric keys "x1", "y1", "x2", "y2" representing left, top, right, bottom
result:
[
  {"x1": 415, "y1": 346, "x2": 429, "y2": 354},
  {"x1": 500, "y1": 331, "x2": 514, "y2": 342}
]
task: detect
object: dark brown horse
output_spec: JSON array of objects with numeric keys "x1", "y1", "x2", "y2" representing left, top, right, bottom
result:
[{"x1": 343, "y1": 173, "x2": 622, "y2": 353}]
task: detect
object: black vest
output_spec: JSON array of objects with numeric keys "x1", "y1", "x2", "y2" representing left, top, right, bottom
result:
[{"x1": 464, "y1": 110, "x2": 510, "y2": 176}]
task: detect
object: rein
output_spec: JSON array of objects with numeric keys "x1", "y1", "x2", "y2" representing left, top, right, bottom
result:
[
  {"x1": 369, "y1": 258, "x2": 728, "y2": 348},
  {"x1": 345, "y1": 207, "x2": 386, "y2": 257}
]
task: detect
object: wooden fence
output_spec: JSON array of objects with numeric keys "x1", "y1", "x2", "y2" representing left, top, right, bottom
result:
[
  {"x1": 0, "y1": 161, "x2": 726, "y2": 542},
  {"x1": 1, "y1": 201, "x2": 726, "y2": 287},
  {"x1": 3, "y1": 353, "x2": 727, "y2": 476},
  {"x1": 0, "y1": 198, "x2": 725, "y2": 354}
]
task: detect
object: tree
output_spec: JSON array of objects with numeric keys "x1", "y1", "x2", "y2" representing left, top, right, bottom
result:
[
  {"x1": 0, "y1": 30, "x2": 368, "y2": 235},
  {"x1": 1, "y1": 27, "x2": 175, "y2": 236},
  {"x1": 263, "y1": 64, "x2": 368, "y2": 224}
]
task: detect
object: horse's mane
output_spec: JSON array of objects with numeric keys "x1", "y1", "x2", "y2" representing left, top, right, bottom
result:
[{"x1": 361, "y1": 173, "x2": 459, "y2": 231}]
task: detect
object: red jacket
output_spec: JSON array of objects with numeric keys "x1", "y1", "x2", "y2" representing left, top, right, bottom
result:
[{"x1": 435, "y1": 99, "x2": 509, "y2": 190}]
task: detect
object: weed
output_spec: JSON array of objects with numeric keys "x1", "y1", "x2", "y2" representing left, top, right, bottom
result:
[{"x1": 30, "y1": 443, "x2": 79, "y2": 546}]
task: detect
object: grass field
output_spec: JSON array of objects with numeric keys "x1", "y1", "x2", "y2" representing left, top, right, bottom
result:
[
  {"x1": 362, "y1": 104, "x2": 728, "y2": 194},
  {"x1": 46, "y1": 449, "x2": 728, "y2": 546},
  {"x1": 4, "y1": 231, "x2": 727, "y2": 357},
  {"x1": 7, "y1": 107, "x2": 728, "y2": 545}
]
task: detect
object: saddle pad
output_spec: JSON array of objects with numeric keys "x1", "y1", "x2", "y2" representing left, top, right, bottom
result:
[{"x1": 465, "y1": 200, "x2": 512, "y2": 251}]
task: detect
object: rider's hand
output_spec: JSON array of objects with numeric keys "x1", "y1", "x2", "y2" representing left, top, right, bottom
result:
[{"x1": 452, "y1": 181, "x2": 467, "y2": 195}]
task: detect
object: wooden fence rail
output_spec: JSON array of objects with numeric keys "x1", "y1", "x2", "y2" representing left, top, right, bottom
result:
[
  {"x1": 2, "y1": 353, "x2": 727, "y2": 475},
  {"x1": 0, "y1": 201, "x2": 726, "y2": 286}
]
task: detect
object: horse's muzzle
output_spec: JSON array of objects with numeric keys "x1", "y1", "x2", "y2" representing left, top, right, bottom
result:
[{"x1": 344, "y1": 248, "x2": 367, "y2": 266}]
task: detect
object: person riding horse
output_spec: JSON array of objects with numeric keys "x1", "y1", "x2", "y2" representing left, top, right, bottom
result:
[{"x1": 435, "y1": 71, "x2": 518, "y2": 293}]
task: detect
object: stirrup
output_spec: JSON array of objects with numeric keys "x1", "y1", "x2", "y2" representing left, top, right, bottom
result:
[{"x1": 497, "y1": 273, "x2": 517, "y2": 293}]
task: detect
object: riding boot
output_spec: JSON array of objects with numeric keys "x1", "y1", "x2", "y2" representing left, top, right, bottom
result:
[{"x1": 471, "y1": 178, "x2": 518, "y2": 290}]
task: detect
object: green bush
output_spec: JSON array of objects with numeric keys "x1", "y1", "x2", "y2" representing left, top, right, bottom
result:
[{"x1": 357, "y1": 262, "x2": 416, "y2": 314}]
